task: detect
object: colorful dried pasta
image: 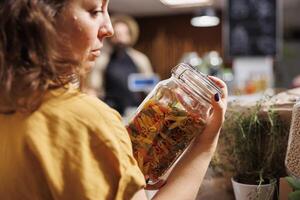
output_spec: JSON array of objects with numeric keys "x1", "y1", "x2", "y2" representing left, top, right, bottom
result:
[{"x1": 126, "y1": 97, "x2": 206, "y2": 182}]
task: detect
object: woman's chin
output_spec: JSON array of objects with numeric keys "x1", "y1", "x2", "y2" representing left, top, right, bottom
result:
[{"x1": 81, "y1": 60, "x2": 95, "y2": 74}]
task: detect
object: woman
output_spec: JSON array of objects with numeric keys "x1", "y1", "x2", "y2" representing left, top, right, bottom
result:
[{"x1": 0, "y1": 0, "x2": 227, "y2": 200}]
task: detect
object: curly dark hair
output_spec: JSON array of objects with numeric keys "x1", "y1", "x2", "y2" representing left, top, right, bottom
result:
[{"x1": 0, "y1": 0, "x2": 80, "y2": 113}]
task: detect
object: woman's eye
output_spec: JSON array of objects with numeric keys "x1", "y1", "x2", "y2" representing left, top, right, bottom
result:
[{"x1": 91, "y1": 10, "x2": 103, "y2": 17}]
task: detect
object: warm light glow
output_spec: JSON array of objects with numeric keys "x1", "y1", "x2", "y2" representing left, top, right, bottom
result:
[
  {"x1": 191, "y1": 16, "x2": 220, "y2": 27},
  {"x1": 160, "y1": 0, "x2": 211, "y2": 7}
]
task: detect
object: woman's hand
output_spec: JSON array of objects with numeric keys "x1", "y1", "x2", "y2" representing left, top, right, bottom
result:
[{"x1": 194, "y1": 76, "x2": 228, "y2": 149}]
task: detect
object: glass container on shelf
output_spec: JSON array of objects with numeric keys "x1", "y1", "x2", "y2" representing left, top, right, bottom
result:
[
  {"x1": 285, "y1": 100, "x2": 300, "y2": 180},
  {"x1": 126, "y1": 63, "x2": 223, "y2": 184}
]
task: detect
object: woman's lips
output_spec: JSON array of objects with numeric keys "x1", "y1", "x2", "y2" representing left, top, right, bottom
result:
[{"x1": 90, "y1": 49, "x2": 101, "y2": 57}]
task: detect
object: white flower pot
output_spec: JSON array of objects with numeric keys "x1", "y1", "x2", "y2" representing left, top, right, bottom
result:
[{"x1": 231, "y1": 178, "x2": 276, "y2": 200}]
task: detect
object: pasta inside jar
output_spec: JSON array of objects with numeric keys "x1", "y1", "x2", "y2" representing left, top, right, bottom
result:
[{"x1": 126, "y1": 63, "x2": 222, "y2": 184}]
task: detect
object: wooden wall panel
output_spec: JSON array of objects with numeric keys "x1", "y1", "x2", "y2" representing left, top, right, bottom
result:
[{"x1": 134, "y1": 13, "x2": 223, "y2": 79}]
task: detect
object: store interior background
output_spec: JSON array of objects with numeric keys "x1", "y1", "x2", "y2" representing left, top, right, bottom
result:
[
  {"x1": 107, "y1": 1, "x2": 300, "y2": 199},
  {"x1": 108, "y1": 0, "x2": 300, "y2": 93}
]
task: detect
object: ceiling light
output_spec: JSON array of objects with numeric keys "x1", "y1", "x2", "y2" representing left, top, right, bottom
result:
[
  {"x1": 191, "y1": 8, "x2": 220, "y2": 27},
  {"x1": 160, "y1": 0, "x2": 212, "y2": 7},
  {"x1": 191, "y1": 16, "x2": 220, "y2": 27}
]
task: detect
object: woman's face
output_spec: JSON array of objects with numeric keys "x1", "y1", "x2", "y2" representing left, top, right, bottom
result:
[{"x1": 56, "y1": 0, "x2": 113, "y2": 69}]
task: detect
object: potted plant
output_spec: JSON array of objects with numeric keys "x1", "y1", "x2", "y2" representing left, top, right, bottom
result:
[
  {"x1": 285, "y1": 176, "x2": 300, "y2": 200},
  {"x1": 213, "y1": 99, "x2": 290, "y2": 200}
]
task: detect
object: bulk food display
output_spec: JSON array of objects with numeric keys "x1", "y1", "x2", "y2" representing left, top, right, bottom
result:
[
  {"x1": 285, "y1": 100, "x2": 300, "y2": 179},
  {"x1": 126, "y1": 63, "x2": 222, "y2": 184}
]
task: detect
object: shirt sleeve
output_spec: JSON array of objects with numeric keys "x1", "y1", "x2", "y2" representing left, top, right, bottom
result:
[
  {"x1": 92, "y1": 106, "x2": 147, "y2": 200},
  {"x1": 26, "y1": 96, "x2": 145, "y2": 200}
]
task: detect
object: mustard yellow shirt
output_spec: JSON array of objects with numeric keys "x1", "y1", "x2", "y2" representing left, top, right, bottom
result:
[{"x1": 0, "y1": 86, "x2": 145, "y2": 200}]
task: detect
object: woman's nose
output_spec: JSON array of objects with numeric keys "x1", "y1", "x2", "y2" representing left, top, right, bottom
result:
[{"x1": 98, "y1": 16, "x2": 114, "y2": 39}]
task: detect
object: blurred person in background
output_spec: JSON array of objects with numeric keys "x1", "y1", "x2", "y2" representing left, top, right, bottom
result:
[
  {"x1": 86, "y1": 15, "x2": 153, "y2": 115},
  {"x1": 0, "y1": 0, "x2": 227, "y2": 200}
]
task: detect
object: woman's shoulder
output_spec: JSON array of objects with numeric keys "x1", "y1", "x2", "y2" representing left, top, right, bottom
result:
[
  {"x1": 37, "y1": 87, "x2": 135, "y2": 160},
  {"x1": 38, "y1": 87, "x2": 122, "y2": 130},
  {"x1": 127, "y1": 48, "x2": 148, "y2": 59},
  {"x1": 26, "y1": 87, "x2": 127, "y2": 153}
]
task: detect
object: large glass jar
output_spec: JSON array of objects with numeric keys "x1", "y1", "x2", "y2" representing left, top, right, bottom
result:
[
  {"x1": 285, "y1": 100, "x2": 300, "y2": 180},
  {"x1": 126, "y1": 63, "x2": 223, "y2": 184}
]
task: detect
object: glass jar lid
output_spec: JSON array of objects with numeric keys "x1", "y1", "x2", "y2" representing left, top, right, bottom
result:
[{"x1": 172, "y1": 63, "x2": 223, "y2": 103}]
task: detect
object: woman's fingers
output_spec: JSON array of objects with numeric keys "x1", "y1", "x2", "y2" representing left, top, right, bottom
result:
[
  {"x1": 199, "y1": 76, "x2": 228, "y2": 139},
  {"x1": 208, "y1": 76, "x2": 228, "y2": 100},
  {"x1": 209, "y1": 76, "x2": 228, "y2": 123},
  {"x1": 208, "y1": 75, "x2": 228, "y2": 114},
  {"x1": 210, "y1": 93, "x2": 225, "y2": 125}
]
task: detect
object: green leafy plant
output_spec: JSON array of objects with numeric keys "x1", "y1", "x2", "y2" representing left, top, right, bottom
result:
[
  {"x1": 213, "y1": 99, "x2": 290, "y2": 185},
  {"x1": 285, "y1": 176, "x2": 300, "y2": 200}
]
